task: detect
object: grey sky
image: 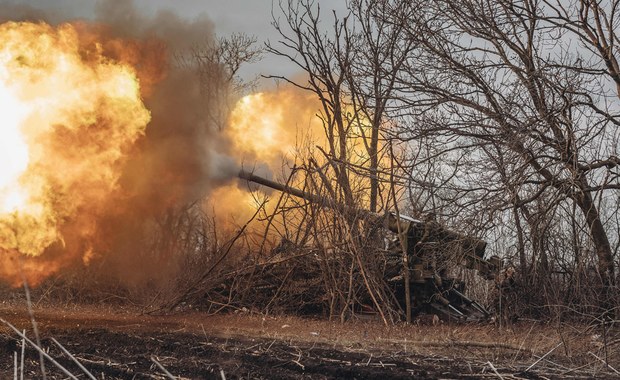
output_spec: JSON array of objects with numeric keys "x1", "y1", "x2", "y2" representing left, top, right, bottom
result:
[{"x1": 1, "y1": 0, "x2": 349, "y2": 87}]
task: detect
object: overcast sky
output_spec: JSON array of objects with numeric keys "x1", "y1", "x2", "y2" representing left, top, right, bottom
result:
[{"x1": 1, "y1": 0, "x2": 349, "y2": 88}]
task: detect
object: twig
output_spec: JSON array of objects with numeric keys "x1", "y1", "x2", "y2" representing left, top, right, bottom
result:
[
  {"x1": 164, "y1": 204, "x2": 264, "y2": 312},
  {"x1": 220, "y1": 369, "x2": 226, "y2": 380},
  {"x1": 534, "y1": 355, "x2": 570, "y2": 371},
  {"x1": 265, "y1": 339, "x2": 277, "y2": 353},
  {"x1": 292, "y1": 350, "x2": 305, "y2": 370},
  {"x1": 525, "y1": 342, "x2": 563, "y2": 372},
  {"x1": 200, "y1": 324, "x2": 208, "y2": 339},
  {"x1": 13, "y1": 351, "x2": 17, "y2": 380},
  {"x1": 589, "y1": 352, "x2": 620, "y2": 375},
  {"x1": 560, "y1": 362, "x2": 598, "y2": 377},
  {"x1": 151, "y1": 356, "x2": 177, "y2": 379},
  {"x1": 513, "y1": 323, "x2": 536, "y2": 363},
  {"x1": 0, "y1": 318, "x2": 78, "y2": 380},
  {"x1": 486, "y1": 361, "x2": 504, "y2": 379},
  {"x1": 51, "y1": 338, "x2": 97, "y2": 380},
  {"x1": 292, "y1": 359, "x2": 305, "y2": 370},
  {"x1": 20, "y1": 329, "x2": 25, "y2": 380},
  {"x1": 22, "y1": 277, "x2": 46, "y2": 379}
]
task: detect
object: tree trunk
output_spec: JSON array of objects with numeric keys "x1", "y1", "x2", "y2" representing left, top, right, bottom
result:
[{"x1": 574, "y1": 184, "x2": 616, "y2": 311}]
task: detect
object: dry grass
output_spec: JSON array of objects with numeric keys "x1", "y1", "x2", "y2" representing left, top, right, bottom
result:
[{"x1": 0, "y1": 300, "x2": 618, "y2": 378}]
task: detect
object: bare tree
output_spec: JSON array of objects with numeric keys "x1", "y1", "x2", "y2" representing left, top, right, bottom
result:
[
  {"x1": 384, "y1": 0, "x2": 619, "y2": 312},
  {"x1": 266, "y1": 0, "x2": 413, "y2": 323},
  {"x1": 245, "y1": 0, "x2": 620, "y2": 321},
  {"x1": 186, "y1": 33, "x2": 263, "y2": 130},
  {"x1": 268, "y1": 1, "x2": 358, "y2": 205},
  {"x1": 344, "y1": 0, "x2": 416, "y2": 212}
]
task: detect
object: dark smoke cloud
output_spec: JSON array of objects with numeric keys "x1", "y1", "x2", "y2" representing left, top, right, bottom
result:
[
  {"x1": 94, "y1": 0, "x2": 214, "y2": 53},
  {"x1": 91, "y1": 0, "x2": 228, "y2": 288},
  {"x1": 0, "y1": 2, "x2": 61, "y2": 23}
]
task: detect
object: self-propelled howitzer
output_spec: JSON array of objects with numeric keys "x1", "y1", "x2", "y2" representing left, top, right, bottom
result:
[{"x1": 238, "y1": 169, "x2": 500, "y2": 321}]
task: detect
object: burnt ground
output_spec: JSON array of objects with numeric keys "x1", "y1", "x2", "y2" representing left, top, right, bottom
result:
[{"x1": 0, "y1": 304, "x2": 617, "y2": 379}]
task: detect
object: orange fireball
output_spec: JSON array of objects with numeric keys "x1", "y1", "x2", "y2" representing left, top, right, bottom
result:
[{"x1": 0, "y1": 21, "x2": 150, "y2": 284}]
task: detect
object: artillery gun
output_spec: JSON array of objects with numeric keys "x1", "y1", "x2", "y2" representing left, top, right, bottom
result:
[{"x1": 238, "y1": 169, "x2": 501, "y2": 322}]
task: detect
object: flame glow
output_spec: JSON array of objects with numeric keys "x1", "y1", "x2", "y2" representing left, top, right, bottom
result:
[
  {"x1": 214, "y1": 87, "x2": 378, "y2": 239},
  {"x1": 227, "y1": 89, "x2": 375, "y2": 169},
  {"x1": 0, "y1": 21, "x2": 150, "y2": 283},
  {"x1": 227, "y1": 90, "x2": 324, "y2": 164},
  {"x1": 0, "y1": 83, "x2": 30, "y2": 213}
]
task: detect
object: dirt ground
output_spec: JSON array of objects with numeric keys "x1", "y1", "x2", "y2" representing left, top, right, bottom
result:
[{"x1": 0, "y1": 303, "x2": 617, "y2": 379}]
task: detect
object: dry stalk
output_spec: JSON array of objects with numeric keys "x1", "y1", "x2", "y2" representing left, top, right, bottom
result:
[
  {"x1": 19, "y1": 329, "x2": 24, "y2": 380},
  {"x1": 512, "y1": 323, "x2": 536, "y2": 363},
  {"x1": 525, "y1": 342, "x2": 563, "y2": 372},
  {"x1": 151, "y1": 356, "x2": 177, "y2": 379},
  {"x1": 588, "y1": 351, "x2": 620, "y2": 375},
  {"x1": 485, "y1": 361, "x2": 504, "y2": 379},
  {"x1": 0, "y1": 318, "x2": 78, "y2": 380},
  {"x1": 51, "y1": 337, "x2": 97, "y2": 380},
  {"x1": 22, "y1": 276, "x2": 46, "y2": 379}
]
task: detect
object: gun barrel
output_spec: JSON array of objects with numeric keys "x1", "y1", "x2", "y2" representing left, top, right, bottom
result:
[
  {"x1": 239, "y1": 169, "x2": 399, "y2": 217},
  {"x1": 238, "y1": 169, "x2": 489, "y2": 260},
  {"x1": 238, "y1": 169, "x2": 328, "y2": 206},
  {"x1": 238, "y1": 169, "x2": 386, "y2": 222}
]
